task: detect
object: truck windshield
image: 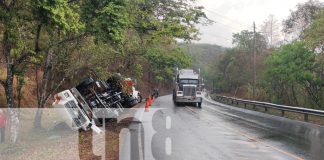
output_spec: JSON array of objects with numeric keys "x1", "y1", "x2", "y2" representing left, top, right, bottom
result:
[{"x1": 180, "y1": 79, "x2": 199, "y2": 84}]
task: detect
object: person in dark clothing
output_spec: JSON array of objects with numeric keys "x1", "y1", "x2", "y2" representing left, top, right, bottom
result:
[
  {"x1": 0, "y1": 109, "x2": 6, "y2": 143},
  {"x1": 152, "y1": 88, "x2": 159, "y2": 98},
  {"x1": 155, "y1": 88, "x2": 159, "y2": 97}
]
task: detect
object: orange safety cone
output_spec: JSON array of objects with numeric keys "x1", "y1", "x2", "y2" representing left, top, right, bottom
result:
[
  {"x1": 148, "y1": 96, "x2": 152, "y2": 106},
  {"x1": 145, "y1": 98, "x2": 149, "y2": 112}
]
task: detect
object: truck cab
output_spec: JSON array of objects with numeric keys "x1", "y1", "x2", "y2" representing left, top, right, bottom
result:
[{"x1": 173, "y1": 69, "x2": 203, "y2": 108}]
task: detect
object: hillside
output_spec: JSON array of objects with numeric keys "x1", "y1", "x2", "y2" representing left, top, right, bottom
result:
[{"x1": 179, "y1": 43, "x2": 226, "y2": 87}]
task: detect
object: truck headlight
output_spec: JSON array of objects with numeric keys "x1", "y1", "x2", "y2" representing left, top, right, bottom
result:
[
  {"x1": 64, "y1": 92, "x2": 70, "y2": 98},
  {"x1": 177, "y1": 91, "x2": 183, "y2": 95}
]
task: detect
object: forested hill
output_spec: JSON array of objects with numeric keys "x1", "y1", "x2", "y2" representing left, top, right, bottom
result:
[{"x1": 179, "y1": 43, "x2": 226, "y2": 85}]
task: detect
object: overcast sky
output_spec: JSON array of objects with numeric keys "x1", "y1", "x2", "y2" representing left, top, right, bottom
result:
[{"x1": 194, "y1": 0, "x2": 312, "y2": 47}]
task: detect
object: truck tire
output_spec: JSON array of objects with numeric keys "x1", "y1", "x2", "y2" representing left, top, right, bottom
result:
[
  {"x1": 138, "y1": 94, "x2": 142, "y2": 103},
  {"x1": 198, "y1": 102, "x2": 202, "y2": 108}
]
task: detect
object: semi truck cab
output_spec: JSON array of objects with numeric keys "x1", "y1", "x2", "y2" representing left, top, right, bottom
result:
[{"x1": 173, "y1": 69, "x2": 203, "y2": 108}]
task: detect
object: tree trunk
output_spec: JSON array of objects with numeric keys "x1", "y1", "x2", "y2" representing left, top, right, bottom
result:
[
  {"x1": 34, "y1": 50, "x2": 65, "y2": 129},
  {"x1": 4, "y1": 79, "x2": 19, "y2": 143},
  {"x1": 33, "y1": 108, "x2": 43, "y2": 129},
  {"x1": 16, "y1": 76, "x2": 24, "y2": 109},
  {"x1": 291, "y1": 84, "x2": 299, "y2": 106},
  {"x1": 2, "y1": 29, "x2": 20, "y2": 144},
  {"x1": 34, "y1": 51, "x2": 53, "y2": 129}
]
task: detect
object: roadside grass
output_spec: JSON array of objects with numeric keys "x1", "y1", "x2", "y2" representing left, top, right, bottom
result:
[{"x1": 211, "y1": 94, "x2": 324, "y2": 126}]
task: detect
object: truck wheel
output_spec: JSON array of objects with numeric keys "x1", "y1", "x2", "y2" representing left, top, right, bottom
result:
[
  {"x1": 198, "y1": 102, "x2": 202, "y2": 108},
  {"x1": 138, "y1": 94, "x2": 142, "y2": 103}
]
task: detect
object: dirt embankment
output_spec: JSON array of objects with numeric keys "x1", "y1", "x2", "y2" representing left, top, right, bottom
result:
[{"x1": 0, "y1": 67, "x2": 39, "y2": 108}]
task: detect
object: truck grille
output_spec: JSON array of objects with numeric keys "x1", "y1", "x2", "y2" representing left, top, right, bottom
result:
[
  {"x1": 65, "y1": 100, "x2": 87, "y2": 127},
  {"x1": 183, "y1": 86, "x2": 196, "y2": 97}
]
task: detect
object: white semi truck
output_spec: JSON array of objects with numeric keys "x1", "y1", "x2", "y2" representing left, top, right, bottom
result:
[{"x1": 173, "y1": 69, "x2": 203, "y2": 108}]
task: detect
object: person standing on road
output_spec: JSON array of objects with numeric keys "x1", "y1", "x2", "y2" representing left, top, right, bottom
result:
[
  {"x1": 0, "y1": 109, "x2": 6, "y2": 143},
  {"x1": 155, "y1": 88, "x2": 159, "y2": 98},
  {"x1": 152, "y1": 88, "x2": 159, "y2": 98}
]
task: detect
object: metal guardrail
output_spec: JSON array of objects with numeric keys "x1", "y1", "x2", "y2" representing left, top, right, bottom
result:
[{"x1": 213, "y1": 95, "x2": 324, "y2": 121}]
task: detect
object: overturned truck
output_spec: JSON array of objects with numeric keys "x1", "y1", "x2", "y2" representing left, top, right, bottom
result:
[{"x1": 53, "y1": 77, "x2": 127, "y2": 133}]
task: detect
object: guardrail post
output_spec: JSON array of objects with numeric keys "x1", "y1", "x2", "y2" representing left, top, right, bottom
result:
[
  {"x1": 281, "y1": 110, "x2": 285, "y2": 117},
  {"x1": 244, "y1": 103, "x2": 247, "y2": 108},
  {"x1": 253, "y1": 104, "x2": 256, "y2": 110},
  {"x1": 264, "y1": 107, "x2": 268, "y2": 112},
  {"x1": 231, "y1": 99, "x2": 234, "y2": 105},
  {"x1": 304, "y1": 114, "x2": 309, "y2": 122}
]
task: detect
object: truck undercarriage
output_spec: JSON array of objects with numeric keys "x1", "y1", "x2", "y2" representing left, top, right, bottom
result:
[{"x1": 53, "y1": 75, "x2": 141, "y2": 133}]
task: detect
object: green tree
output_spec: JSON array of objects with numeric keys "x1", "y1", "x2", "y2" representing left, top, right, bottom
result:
[
  {"x1": 0, "y1": 0, "x2": 209, "y2": 142},
  {"x1": 80, "y1": 0, "x2": 128, "y2": 43},
  {"x1": 303, "y1": 10, "x2": 324, "y2": 51},
  {"x1": 32, "y1": 0, "x2": 85, "y2": 129},
  {"x1": 214, "y1": 48, "x2": 251, "y2": 93},
  {"x1": 232, "y1": 30, "x2": 267, "y2": 54},
  {"x1": 145, "y1": 44, "x2": 191, "y2": 83},
  {"x1": 0, "y1": 0, "x2": 42, "y2": 143},
  {"x1": 303, "y1": 9, "x2": 324, "y2": 108},
  {"x1": 263, "y1": 41, "x2": 322, "y2": 108},
  {"x1": 210, "y1": 31, "x2": 267, "y2": 95},
  {"x1": 0, "y1": 0, "x2": 130, "y2": 140},
  {"x1": 112, "y1": 0, "x2": 208, "y2": 87}
]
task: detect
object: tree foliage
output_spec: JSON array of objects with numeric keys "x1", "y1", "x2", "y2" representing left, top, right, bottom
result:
[
  {"x1": 145, "y1": 44, "x2": 192, "y2": 82},
  {"x1": 283, "y1": 0, "x2": 324, "y2": 39},
  {"x1": 303, "y1": 10, "x2": 324, "y2": 51},
  {"x1": 0, "y1": 0, "x2": 207, "y2": 141},
  {"x1": 232, "y1": 30, "x2": 267, "y2": 54},
  {"x1": 206, "y1": 0, "x2": 324, "y2": 109},
  {"x1": 263, "y1": 42, "x2": 322, "y2": 108},
  {"x1": 81, "y1": 0, "x2": 128, "y2": 43},
  {"x1": 179, "y1": 43, "x2": 225, "y2": 89}
]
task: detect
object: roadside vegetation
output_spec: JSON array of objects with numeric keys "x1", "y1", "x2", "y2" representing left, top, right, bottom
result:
[
  {"x1": 204, "y1": 0, "x2": 323, "y2": 109},
  {"x1": 0, "y1": 0, "x2": 208, "y2": 144}
]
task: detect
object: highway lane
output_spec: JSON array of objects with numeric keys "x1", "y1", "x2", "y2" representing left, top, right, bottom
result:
[{"x1": 121, "y1": 95, "x2": 315, "y2": 160}]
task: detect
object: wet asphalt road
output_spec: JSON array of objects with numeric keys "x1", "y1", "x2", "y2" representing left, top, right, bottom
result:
[{"x1": 121, "y1": 95, "x2": 313, "y2": 160}]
